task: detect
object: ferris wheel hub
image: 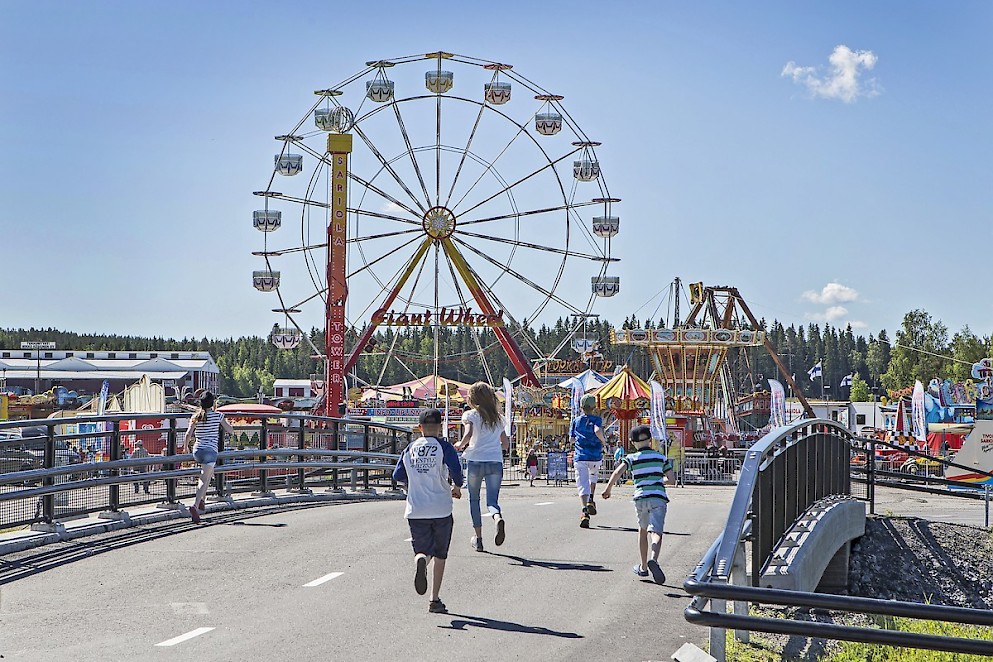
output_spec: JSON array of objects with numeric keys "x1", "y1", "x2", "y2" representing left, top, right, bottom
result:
[{"x1": 422, "y1": 206, "x2": 457, "y2": 240}]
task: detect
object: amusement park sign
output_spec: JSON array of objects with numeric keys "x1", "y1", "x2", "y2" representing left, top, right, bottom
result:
[
  {"x1": 542, "y1": 358, "x2": 614, "y2": 375},
  {"x1": 371, "y1": 307, "x2": 505, "y2": 328}
]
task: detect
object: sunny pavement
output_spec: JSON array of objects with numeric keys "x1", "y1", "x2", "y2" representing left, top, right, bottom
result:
[{"x1": 0, "y1": 483, "x2": 736, "y2": 661}]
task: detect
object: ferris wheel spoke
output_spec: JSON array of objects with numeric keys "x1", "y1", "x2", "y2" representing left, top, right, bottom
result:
[
  {"x1": 349, "y1": 233, "x2": 423, "y2": 278},
  {"x1": 391, "y1": 103, "x2": 433, "y2": 207},
  {"x1": 348, "y1": 227, "x2": 423, "y2": 244},
  {"x1": 461, "y1": 200, "x2": 599, "y2": 227},
  {"x1": 351, "y1": 124, "x2": 427, "y2": 214},
  {"x1": 435, "y1": 94, "x2": 442, "y2": 207},
  {"x1": 253, "y1": 243, "x2": 327, "y2": 257},
  {"x1": 455, "y1": 147, "x2": 581, "y2": 217},
  {"x1": 449, "y1": 122, "x2": 532, "y2": 212},
  {"x1": 443, "y1": 102, "x2": 486, "y2": 208},
  {"x1": 450, "y1": 237, "x2": 586, "y2": 316},
  {"x1": 350, "y1": 173, "x2": 424, "y2": 220},
  {"x1": 441, "y1": 250, "x2": 495, "y2": 384},
  {"x1": 456, "y1": 229, "x2": 615, "y2": 262},
  {"x1": 349, "y1": 206, "x2": 421, "y2": 226}
]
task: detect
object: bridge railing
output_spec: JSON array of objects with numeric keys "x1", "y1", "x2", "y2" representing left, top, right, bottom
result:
[
  {"x1": 0, "y1": 412, "x2": 411, "y2": 529},
  {"x1": 683, "y1": 418, "x2": 993, "y2": 660}
]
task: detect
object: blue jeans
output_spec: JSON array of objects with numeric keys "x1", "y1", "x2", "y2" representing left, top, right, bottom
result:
[{"x1": 466, "y1": 461, "x2": 503, "y2": 529}]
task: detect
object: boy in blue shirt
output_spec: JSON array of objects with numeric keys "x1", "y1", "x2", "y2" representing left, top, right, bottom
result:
[
  {"x1": 392, "y1": 409, "x2": 464, "y2": 613},
  {"x1": 570, "y1": 394, "x2": 607, "y2": 528},
  {"x1": 602, "y1": 424, "x2": 675, "y2": 584}
]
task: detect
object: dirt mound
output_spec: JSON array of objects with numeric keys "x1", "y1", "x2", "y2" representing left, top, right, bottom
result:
[{"x1": 848, "y1": 516, "x2": 993, "y2": 609}]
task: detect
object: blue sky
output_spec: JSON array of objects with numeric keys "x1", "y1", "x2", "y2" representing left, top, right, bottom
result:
[{"x1": 2, "y1": 1, "x2": 991, "y2": 344}]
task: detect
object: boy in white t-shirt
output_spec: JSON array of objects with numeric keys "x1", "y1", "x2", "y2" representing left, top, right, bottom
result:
[{"x1": 392, "y1": 409, "x2": 464, "y2": 613}]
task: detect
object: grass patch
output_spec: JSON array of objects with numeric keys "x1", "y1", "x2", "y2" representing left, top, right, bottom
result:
[{"x1": 726, "y1": 617, "x2": 993, "y2": 661}]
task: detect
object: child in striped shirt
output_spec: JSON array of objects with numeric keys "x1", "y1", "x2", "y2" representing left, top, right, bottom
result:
[{"x1": 602, "y1": 424, "x2": 675, "y2": 584}]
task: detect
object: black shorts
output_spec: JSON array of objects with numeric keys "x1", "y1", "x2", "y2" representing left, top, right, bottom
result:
[{"x1": 407, "y1": 515, "x2": 454, "y2": 560}]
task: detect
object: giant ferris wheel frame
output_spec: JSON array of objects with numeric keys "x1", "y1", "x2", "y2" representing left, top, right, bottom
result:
[{"x1": 252, "y1": 51, "x2": 620, "y2": 415}]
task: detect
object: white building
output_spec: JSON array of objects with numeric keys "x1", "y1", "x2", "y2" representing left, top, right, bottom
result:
[
  {"x1": 273, "y1": 379, "x2": 315, "y2": 399},
  {"x1": 784, "y1": 399, "x2": 884, "y2": 433},
  {"x1": 0, "y1": 349, "x2": 219, "y2": 395}
]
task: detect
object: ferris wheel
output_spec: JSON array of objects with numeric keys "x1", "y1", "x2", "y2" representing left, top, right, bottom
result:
[{"x1": 252, "y1": 51, "x2": 620, "y2": 412}]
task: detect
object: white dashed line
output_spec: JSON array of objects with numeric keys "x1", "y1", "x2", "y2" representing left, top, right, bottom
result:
[
  {"x1": 303, "y1": 571, "x2": 344, "y2": 587},
  {"x1": 155, "y1": 627, "x2": 215, "y2": 647},
  {"x1": 535, "y1": 502, "x2": 554, "y2": 506}
]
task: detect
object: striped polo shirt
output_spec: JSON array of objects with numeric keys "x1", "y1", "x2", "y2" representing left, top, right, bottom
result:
[
  {"x1": 623, "y1": 449, "x2": 674, "y2": 501},
  {"x1": 191, "y1": 411, "x2": 225, "y2": 452}
]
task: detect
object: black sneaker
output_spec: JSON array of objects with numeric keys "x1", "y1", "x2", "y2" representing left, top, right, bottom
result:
[
  {"x1": 428, "y1": 599, "x2": 447, "y2": 614},
  {"x1": 647, "y1": 559, "x2": 666, "y2": 585},
  {"x1": 494, "y1": 517, "x2": 506, "y2": 546},
  {"x1": 579, "y1": 510, "x2": 590, "y2": 529},
  {"x1": 587, "y1": 500, "x2": 597, "y2": 516},
  {"x1": 414, "y1": 554, "x2": 428, "y2": 595}
]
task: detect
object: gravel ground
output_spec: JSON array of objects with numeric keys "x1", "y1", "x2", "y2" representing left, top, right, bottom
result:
[{"x1": 738, "y1": 515, "x2": 993, "y2": 660}]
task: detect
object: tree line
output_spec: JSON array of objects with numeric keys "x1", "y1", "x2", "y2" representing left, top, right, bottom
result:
[{"x1": 3, "y1": 309, "x2": 990, "y2": 399}]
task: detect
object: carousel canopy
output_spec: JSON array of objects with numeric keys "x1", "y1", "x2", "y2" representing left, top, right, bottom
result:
[
  {"x1": 361, "y1": 376, "x2": 471, "y2": 402},
  {"x1": 593, "y1": 365, "x2": 650, "y2": 408},
  {"x1": 557, "y1": 369, "x2": 608, "y2": 392}
]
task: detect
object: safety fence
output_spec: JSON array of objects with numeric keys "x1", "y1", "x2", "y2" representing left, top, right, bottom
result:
[
  {"x1": 684, "y1": 419, "x2": 993, "y2": 660},
  {"x1": 0, "y1": 412, "x2": 410, "y2": 530}
]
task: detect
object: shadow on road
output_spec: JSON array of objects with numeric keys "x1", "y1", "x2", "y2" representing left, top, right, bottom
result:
[
  {"x1": 593, "y1": 526, "x2": 691, "y2": 536},
  {"x1": 440, "y1": 613, "x2": 583, "y2": 638},
  {"x1": 484, "y1": 551, "x2": 611, "y2": 572},
  {"x1": 0, "y1": 501, "x2": 353, "y2": 585}
]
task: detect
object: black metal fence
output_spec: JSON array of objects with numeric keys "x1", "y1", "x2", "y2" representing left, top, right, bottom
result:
[
  {"x1": 685, "y1": 418, "x2": 993, "y2": 660},
  {"x1": 0, "y1": 412, "x2": 410, "y2": 530}
]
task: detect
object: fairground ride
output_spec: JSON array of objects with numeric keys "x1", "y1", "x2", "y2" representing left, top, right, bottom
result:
[
  {"x1": 251, "y1": 52, "x2": 620, "y2": 415},
  {"x1": 611, "y1": 282, "x2": 814, "y2": 438}
]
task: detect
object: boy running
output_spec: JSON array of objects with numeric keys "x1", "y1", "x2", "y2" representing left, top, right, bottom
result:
[
  {"x1": 602, "y1": 424, "x2": 675, "y2": 584},
  {"x1": 570, "y1": 394, "x2": 607, "y2": 528},
  {"x1": 392, "y1": 409, "x2": 464, "y2": 613}
]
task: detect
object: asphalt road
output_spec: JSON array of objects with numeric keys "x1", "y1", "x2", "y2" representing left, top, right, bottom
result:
[{"x1": 0, "y1": 483, "x2": 735, "y2": 661}]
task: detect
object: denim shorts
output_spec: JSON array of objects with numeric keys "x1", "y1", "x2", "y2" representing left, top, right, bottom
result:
[
  {"x1": 634, "y1": 497, "x2": 668, "y2": 533},
  {"x1": 193, "y1": 446, "x2": 218, "y2": 465}
]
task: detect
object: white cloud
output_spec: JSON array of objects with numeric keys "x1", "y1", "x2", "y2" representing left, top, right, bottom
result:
[
  {"x1": 380, "y1": 201, "x2": 408, "y2": 214},
  {"x1": 782, "y1": 45, "x2": 881, "y2": 103},
  {"x1": 801, "y1": 282, "x2": 860, "y2": 305},
  {"x1": 806, "y1": 306, "x2": 848, "y2": 322}
]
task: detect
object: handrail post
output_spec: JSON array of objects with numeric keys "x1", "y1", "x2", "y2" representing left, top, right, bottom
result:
[
  {"x1": 256, "y1": 418, "x2": 270, "y2": 496},
  {"x1": 867, "y1": 437, "x2": 876, "y2": 515},
  {"x1": 42, "y1": 423, "x2": 55, "y2": 523},
  {"x1": 216, "y1": 427, "x2": 226, "y2": 497},
  {"x1": 166, "y1": 417, "x2": 177, "y2": 504},
  {"x1": 390, "y1": 429, "x2": 398, "y2": 491},
  {"x1": 362, "y1": 425, "x2": 370, "y2": 491},
  {"x1": 108, "y1": 420, "x2": 121, "y2": 513},
  {"x1": 296, "y1": 418, "x2": 309, "y2": 493}
]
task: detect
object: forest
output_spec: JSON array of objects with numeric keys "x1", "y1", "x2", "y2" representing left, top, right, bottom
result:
[{"x1": 2, "y1": 309, "x2": 990, "y2": 400}]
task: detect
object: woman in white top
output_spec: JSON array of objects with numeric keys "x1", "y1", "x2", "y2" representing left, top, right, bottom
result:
[
  {"x1": 183, "y1": 391, "x2": 234, "y2": 524},
  {"x1": 455, "y1": 382, "x2": 509, "y2": 552}
]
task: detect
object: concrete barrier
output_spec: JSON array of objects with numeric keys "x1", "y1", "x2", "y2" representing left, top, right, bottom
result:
[{"x1": 760, "y1": 496, "x2": 866, "y2": 593}]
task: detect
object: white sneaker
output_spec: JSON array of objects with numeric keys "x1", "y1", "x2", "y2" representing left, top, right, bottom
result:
[{"x1": 471, "y1": 536, "x2": 484, "y2": 552}]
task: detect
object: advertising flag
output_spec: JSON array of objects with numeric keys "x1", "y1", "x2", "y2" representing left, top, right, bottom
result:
[
  {"x1": 768, "y1": 379, "x2": 787, "y2": 427},
  {"x1": 912, "y1": 380, "x2": 927, "y2": 442},
  {"x1": 807, "y1": 361, "x2": 822, "y2": 381},
  {"x1": 571, "y1": 382, "x2": 583, "y2": 422},
  {"x1": 649, "y1": 380, "x2": 669, "y2": 444},
  {"x1": 502, "y1": 378, "x2": 513, "y2": 437}
]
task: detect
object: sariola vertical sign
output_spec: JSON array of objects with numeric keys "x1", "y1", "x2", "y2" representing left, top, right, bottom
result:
[{"x1": 326, "y1": 133, "x2": 352, "y2": 415}]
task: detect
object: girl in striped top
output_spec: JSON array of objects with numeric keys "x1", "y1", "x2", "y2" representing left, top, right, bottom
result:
[{"x1": 183, "y1": 391, "x2": 234, "y2": 524}]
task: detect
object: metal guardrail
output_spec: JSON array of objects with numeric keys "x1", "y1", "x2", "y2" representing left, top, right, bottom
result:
[
  {"x1": 684, "y1": 418, "x2": 993, "y2": 660},
  {"x1": 0, "y1": 412, "x2": 411, "y2": 529}
]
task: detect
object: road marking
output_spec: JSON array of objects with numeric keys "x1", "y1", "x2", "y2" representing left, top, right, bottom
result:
[
  {"x1": 155, "y1": 627, "x2": 214, "y2": 647},
  {"x1": 303, "y1": 571, "x2": 344, "y2": 587},
  {"x1": 404, "y1": 537, "x2": 413, "y2": 542},
  {"x1": 535, "y1": 502, "x2": 554, "y2": 506}
]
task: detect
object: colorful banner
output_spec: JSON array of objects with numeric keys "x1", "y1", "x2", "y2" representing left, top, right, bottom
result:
[
  {"x1": 912, "y1": 380, "x2": 927, "y2": 442},
  {"x1": 648, "y1": 380, "x2": 669, "y2": 443},
  {"x1": 502, "y1": 378, "x2": 513, "y2": 437},
  {"x1": 768, "y1": 379, "x2": 787, "y2": 427}
]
